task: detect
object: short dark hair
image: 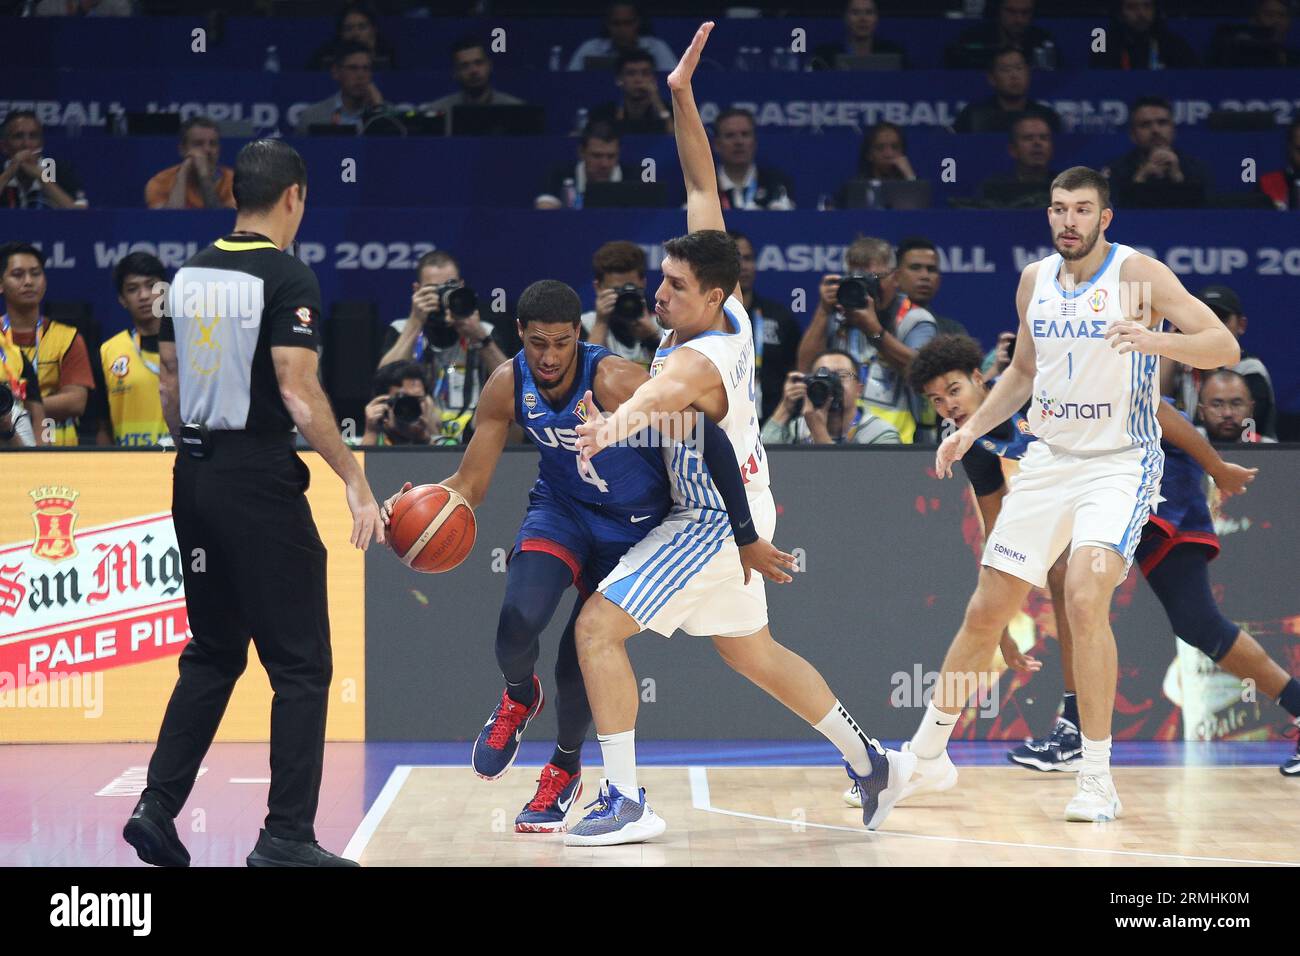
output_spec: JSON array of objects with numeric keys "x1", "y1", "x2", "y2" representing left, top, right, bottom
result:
[
  {"x1": 990, "y1": 45, "x2": 1027, "y2": 70},
  {"x1": 897, "y1": 236, "x2": 938, "y2": 262},
  {"x1": 1050, "y1": 165, "x2": 1111, "y2": 210},
  {"x1": 2, "y1": 110, "x2": 39, "y2": 135},
  {"x1": 714, "y1": 108, "x2": 756, "y2": 131},
  {"x1": 1130, "y1": 95, "x2": 1173, "y2": 122},
  {"x1": 0, "y1": 240, "x2": 45, "y2": 274},
  {"x1": 179, "y1": 116, "x2": 219, "y2": 145},
  {"x1": 662, "y1": 230, "x2": 741, "y2": 299},
  {"x1": 592, "y1": 240, "x2": 646, "y2": 280},
  {"x1": 415, "y1": 249, "x2": 459, "y2": 276},
  {"x1": 860, "y1": 121, "x2": 907, "y2": 175},
  {"x1": 333, "y1": 39, "x2": 373, "y2": 64},
  {"x1": 517, "y1": 279, "x2": 582, "y2": 327},
  {"x1": 113, "y1": 252, "x2": 166, "y2": 295},
  {"x1": 580, "y1": 120, "x2": 620, "y2": 147},
  {"x1": 1200, "y1": 368, "x2": 1251, "y2": 398},
  {"x1": 373, "y1": 360, "x2": 430, "y2": 397},
  {"x1": 450, "y1": 36, "x2": 487, "y2": 59},
  {"x1": 1009, "y1": 112, "x2": 1052, "y2": 141},
  {"x1": 813, "y1": 348, "x2": 862, "y2": 379},
  {"x1": 616, "y1": 49, "x2": 656, "y2": 73},
  {"x1": 232, "y1": 139, "x2": 308, "y2": 214},
  {"x1": 907, "y1": 334, "x2": 987, "y2": 393}
]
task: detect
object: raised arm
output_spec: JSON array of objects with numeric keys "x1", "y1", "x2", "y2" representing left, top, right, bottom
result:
[{"x1": 668, "y1": 22, "x2": 726, "y2": 237}]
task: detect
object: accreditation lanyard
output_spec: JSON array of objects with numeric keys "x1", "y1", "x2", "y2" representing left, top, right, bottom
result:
[
  {"x1": 0, "y1": 327, "x2": 24, "y2": 398},
  {"x1": 130, "y1": 331, "x2": 161, "y2": 376},
  {"x1": 0, "y1": 312, "x2": 42, "y2": 371}
]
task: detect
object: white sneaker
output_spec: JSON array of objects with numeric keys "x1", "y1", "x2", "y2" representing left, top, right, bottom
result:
[
  {"x1": 563, "y1": 779, "x2": 667, "y2": 847},
  {"x1": 896, "y1": 741, "x2": 959, "y2": 802},
  {"x1": 1064, "y1": 772, "x2": 1123, "y2": 822}
]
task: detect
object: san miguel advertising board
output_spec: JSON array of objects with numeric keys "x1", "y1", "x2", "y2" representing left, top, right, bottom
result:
[{"x1": 0, "y1": 453, "x2": 364, "y2": 742}]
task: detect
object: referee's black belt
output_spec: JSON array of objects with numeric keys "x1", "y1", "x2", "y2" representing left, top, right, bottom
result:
[{"x1": 180, "y1": 424, "x2": 294, "y2": 460}]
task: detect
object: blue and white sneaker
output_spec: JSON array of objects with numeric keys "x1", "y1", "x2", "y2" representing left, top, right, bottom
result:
[
  {"x1": 1007, "y1": 718, "x2": 1083, "y2": 773},
  {"x1": 471, "y1": 676, "x2": 544, "y2": 781},
  {"x1": 843, "y1": 745, "x2": 918, "y2": 830},
  {"x1": 1281, "y1": 720, "x2": 1299, "y2": 778},
  {"x1": 562, "y1": 779, "x2": 666, "y2": 847},
  {"x1": 515, "y1": 764, "x2": 583, "y2": 833}
]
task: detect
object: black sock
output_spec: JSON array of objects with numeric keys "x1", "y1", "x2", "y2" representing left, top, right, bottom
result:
[
  {"x1": 1060, "y1": 693, "x2": 1080, "y2": 728},
  {"x1": 506, "y1": 677, "x2": 536, "y2": 708},
  {"x1": 550, "y1": 745, "x2": 581, "y2": 775},
  {"x1": 1277, "y1": 678, "x2": 1300, "y2": 720}
]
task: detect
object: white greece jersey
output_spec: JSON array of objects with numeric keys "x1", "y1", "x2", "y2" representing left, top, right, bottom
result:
[
  {"x1": 651, "y1": 294, "x2": 770, "y2": 510},
  {"x1": 1027, "y1": 243, "x2": 1162, "y2": 453}
]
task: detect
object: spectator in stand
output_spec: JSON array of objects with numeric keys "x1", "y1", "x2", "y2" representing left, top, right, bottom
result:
[
  {"x1": 579, "y1": 240, "x2": 660, "y2": 368},
  {"x1": 730, "y1": 230, "x2": 801, "y2": 422},
  {"x1": 761, "y1": 350, "x2": 900, "y2": 446},
  {"x1": 810, "y1": 0, "x2": 909, "y2": 71},
  {"x1": 34, "y1": 0, "x2": 132, "y2": 15},
  {"x1": 294, "y1": 42, "x2": 387, "y2": 135},
  {"x1": 1209, "y1": 0, "x2": 1299, "y2": 68},
  {"x1": 588, "y1": 51, "x2": 673, "y2": 136},
  {"x1": 952, "y1": 47, "x2": 1061, "y2": 134},
  {"x1": 535, "y1": 122, "x2": 638, "y2": 209},
  {"x1": 896, "y1": 237, "x2": 967, "y2": 338},
  {"x1": 1103, "y1": 95, "x2": 1211, "y2": 208},
  {"x1": 834, "y1": 122, "x2": 917, "y2": 209},
  {"x1": 308, "y1": 2, "x2": 397, "y2": 71},
  {"x1": 567, "y1": 2, "x2": 677, "y2": 71},
  {"x1": 145, "y1": 117, "x2": 235, "y2": 210},
  {"x1": 1091, "y1": 0, "x2": 1199, "y2": 69},
  {"x1": 1164, "y1": 285, "x2": 1277, "y2": 440},
  {"x1": 0, "y1": 242, "x2": 93, "y2": 445},
  {"x1": 1259, "y1": 117, "x2": 1300, "y2": 210},
  {"x1": 713, "y1": 109, "x2": 795, "y2": 210},
  {"x1": 946, "y1": 0, "x2": 1061, "y2": 69},
  {"x1": 0, "y1": 111, "x2": 87, "y2": 209},
  {"x1": 424, "y1": 36, "x2": 526, "y2": 133},
  {"x1": 377, "y1": 250, "x2": 515, "y2": 442},
  {"x1": 978, "y1": 114, "x2": 1057, "y2": 207},
  {"x1": 1197, "y1": 371, "x2": 1276, "y2": 443},
  {"x1": 97, "y1": 252, "x2": 169, "y2": 447},
  {"x1": 797, "y1": 236, "x2": 937, "y2": 443}
]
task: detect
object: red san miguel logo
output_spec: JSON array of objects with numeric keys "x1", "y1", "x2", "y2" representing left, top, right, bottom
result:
[{"x1": 0, "y1": 487, "x2": 190, "y2": 678}]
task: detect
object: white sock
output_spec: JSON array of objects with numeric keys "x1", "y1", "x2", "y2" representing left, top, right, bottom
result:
[
  {"x1": 597, "y1": 730, "x2": 640, "y2": 801},
  {"x1": 1080, "y1": 733, "x2": 1112, "y2": 777},
  {"x1": 911, "y1": 701, "x2": 959, "y2": 760},
  {"x1": 813, "y1": 701, "x2": 877, "y2": 777}
]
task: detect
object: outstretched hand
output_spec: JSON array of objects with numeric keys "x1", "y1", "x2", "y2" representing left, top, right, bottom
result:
[{"x1": 667, "y1": 20, "x2": 714, "y2": 92}]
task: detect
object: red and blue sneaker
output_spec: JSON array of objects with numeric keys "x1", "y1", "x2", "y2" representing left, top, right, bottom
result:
[
  {"x1": 515, "y1": 764, "x2": 583, "y2": 833},
  {"x1": 471, "y1": 676, "x2": 544, "y2": 781}
]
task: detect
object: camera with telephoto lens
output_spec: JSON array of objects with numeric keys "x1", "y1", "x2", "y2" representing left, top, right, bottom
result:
[
  {"x1": 423, "y1": 280, "x2": 480, "y2": 348},
  {"x1": 0, "y1": 382, "x2": 13, "y2": 421},
  {"x1": 611, "y1": 283, "x2": 646, "y2": 322},
  {"x1": 387, "y1": 393, "x2": 425, "y2": 427},
  {"x1": 836, "y1": 272, "x2": 883, "y2": 312},
  {"x1": 804, "y1": 368, "x2": 843, "y2": 411}
]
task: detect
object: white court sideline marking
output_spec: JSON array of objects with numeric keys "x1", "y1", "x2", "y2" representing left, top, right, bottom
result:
[
  {"x1": 687, "y1": 767, "x2": 1300, "y2": 867},
  {"x1": 343, "y1": 765, "x2": 412, "y2": 862}
]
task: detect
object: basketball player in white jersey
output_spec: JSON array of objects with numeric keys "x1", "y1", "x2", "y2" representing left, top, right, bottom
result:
[
  {"x1": 903, "y1": 165, "x2": 1241, "y2": 821},
  {"x1": 564, "y1": 21, "x2": 915, "y2": 847}
]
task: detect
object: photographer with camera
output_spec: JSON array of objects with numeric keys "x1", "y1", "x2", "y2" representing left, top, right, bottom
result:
[
  {"x1": 378, "y1": 250, "x2": 514, "y2": 437},
  {"x1": 760, "y1": 349, "x2": 900, "y2": 445},
  {"x1": 0, "y1": 332, "x2": 44, "y2": 448},
  {"x1": 581, "y1": 240, "x2": 660, "y2": 368},
  {"x1": 796, "y1": 236, "x2": 937, "y2": 443},
  {"x1": 361, "y1": 361, "x2": 457, "y2": 447}
]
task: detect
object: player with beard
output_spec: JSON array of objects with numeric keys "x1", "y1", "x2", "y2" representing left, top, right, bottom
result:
[{"x1": 898, "y1": 166, "x2": 1241, "y2": 822}]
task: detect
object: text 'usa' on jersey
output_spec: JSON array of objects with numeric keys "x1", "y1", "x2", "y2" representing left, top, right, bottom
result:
[
  {"x1": 513, "y1": 342, "x2": 668, "y2": 517},
  {"x1": 1026, "y1": 243, "x2": 1162, "y2": 454},
  {"x1": 651, "y1": 295, "x2": 770, "y2": 511}
]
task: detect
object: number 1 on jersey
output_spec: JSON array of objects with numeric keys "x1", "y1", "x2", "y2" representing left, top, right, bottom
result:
[{"x1": 1067, "y1": 351, "x2": 1073, "y2": 380}]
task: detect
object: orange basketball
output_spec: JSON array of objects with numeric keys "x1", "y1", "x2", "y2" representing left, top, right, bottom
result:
[{"x1": 388, "y1": 484, "x2": 476, "y2": 573}]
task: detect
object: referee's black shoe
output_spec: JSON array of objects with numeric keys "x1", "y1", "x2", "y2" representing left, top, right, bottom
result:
[
  {"x1": 123, "y1": 793, "x2": 191, "y2": 867},
  {"x1": 246, "y1": 829, "x2": 360, "y2": 867}
]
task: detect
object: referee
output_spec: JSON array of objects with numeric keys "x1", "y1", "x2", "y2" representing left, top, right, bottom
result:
[{"x1": 123, "y1": 140, "x2": 384, "y2": 868}]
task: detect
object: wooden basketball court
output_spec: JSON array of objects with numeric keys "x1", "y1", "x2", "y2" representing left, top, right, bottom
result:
[{"x1": 348, "y1": 764, "x2": 1300, "y2": 867}]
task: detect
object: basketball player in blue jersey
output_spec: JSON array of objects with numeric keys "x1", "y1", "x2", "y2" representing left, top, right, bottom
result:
[
  {"x1": 567, "y1": 21, "x2": 915, "y2": 847},
  {"x1": 843, "y1": 336, "x2": 1300, "y2": 806},
  {"x1": 898, "y1": 167, "x2": 1242, "y2": 822},
  {"x1": 380, "y1": 279, "x2": 788, "y2": 832}
]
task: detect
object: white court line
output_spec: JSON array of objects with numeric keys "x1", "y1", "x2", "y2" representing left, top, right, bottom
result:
[
  {"x1": 689, "y1": 767, "x2": 1300, "y2": 868},
  {"x1": 343, "y1": 765, "x2": 412, "y2": 862},
  {"x1": 228, "y1": 778, "x2": 271, "y2": 784}
]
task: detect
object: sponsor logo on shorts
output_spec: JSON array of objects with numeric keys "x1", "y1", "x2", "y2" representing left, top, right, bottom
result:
[{"x1": 993, "y1": 542, "x2": 1027, "y2": 564}]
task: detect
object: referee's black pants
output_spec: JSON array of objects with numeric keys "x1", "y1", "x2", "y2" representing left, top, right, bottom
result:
[{"x1": 145, "y1": 433, "x2": 332, "y2": 843}]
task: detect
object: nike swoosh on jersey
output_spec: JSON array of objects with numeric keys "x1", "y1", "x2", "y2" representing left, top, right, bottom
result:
[
  {"x1": 526, "y1": 411, "x2": 546, "y2": 419},
  {"x1": 630, "y1": 514, "x2": 651, "y2": 523}
]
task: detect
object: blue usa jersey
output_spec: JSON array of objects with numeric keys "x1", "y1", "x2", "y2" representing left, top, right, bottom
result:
[{"x1": 513, "y1": 343, "x2": 668, "y2": 517}]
